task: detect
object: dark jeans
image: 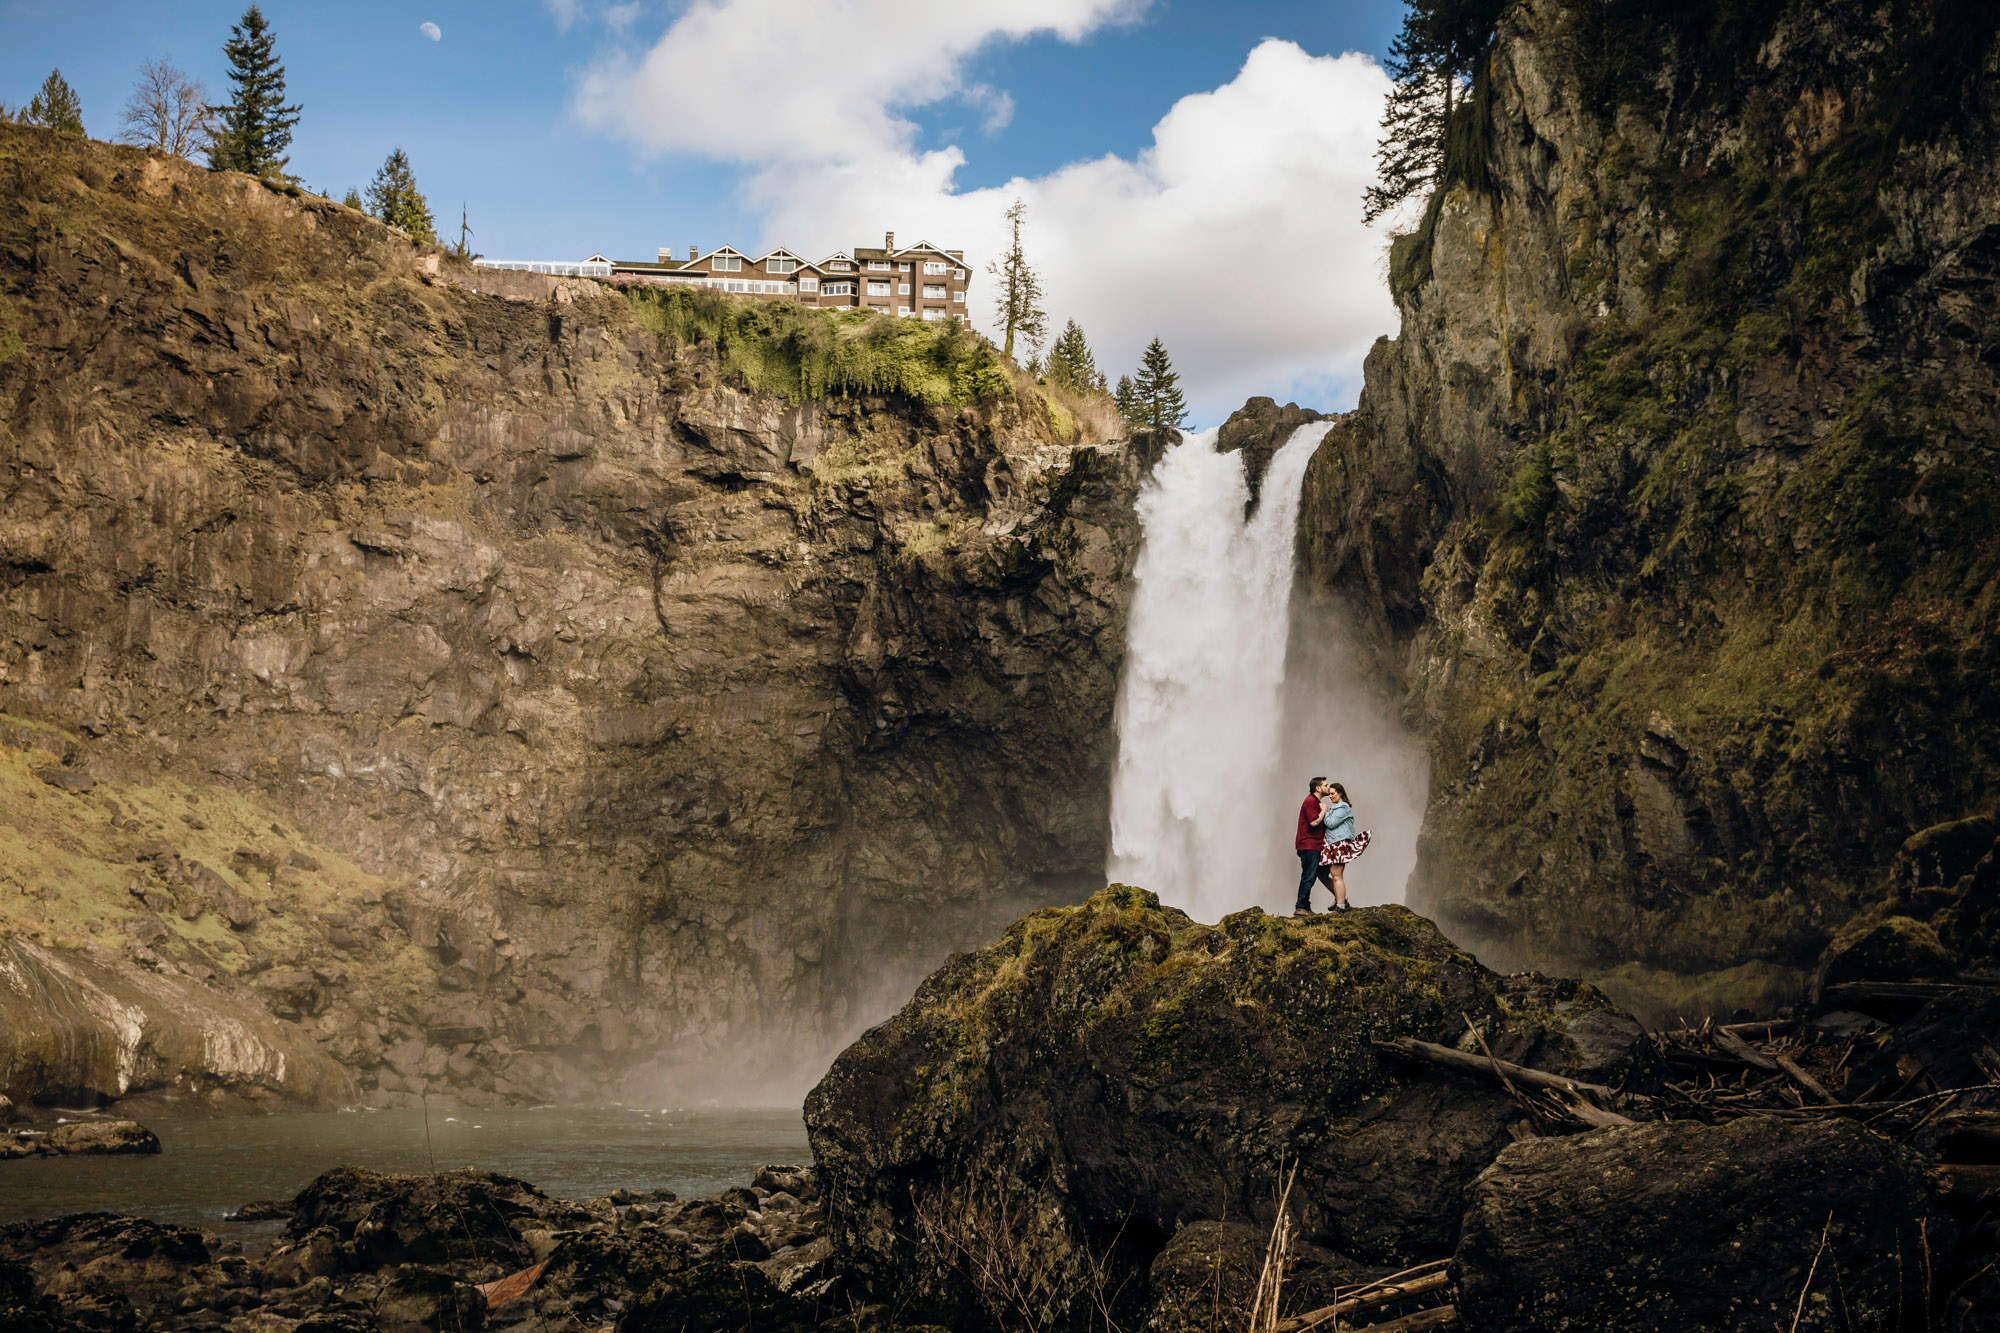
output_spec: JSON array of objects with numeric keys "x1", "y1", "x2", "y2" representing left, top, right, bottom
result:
[{"x1": 1295, "y1": 849, "x2": 1322, "y2": 911}]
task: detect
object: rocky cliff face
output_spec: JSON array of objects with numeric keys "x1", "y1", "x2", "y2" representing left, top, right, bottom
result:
[
  {"x1": 0, "y1": 124, "x2": 1142, "y2": 1110},
  {"x1": 1301, "y1": 0, "x2": 2000, "y2": 1012}
]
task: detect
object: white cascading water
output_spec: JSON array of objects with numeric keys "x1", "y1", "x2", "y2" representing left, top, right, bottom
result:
[{"x1": 1107, "y1": 424, "x2": 1425, "y2": 922}]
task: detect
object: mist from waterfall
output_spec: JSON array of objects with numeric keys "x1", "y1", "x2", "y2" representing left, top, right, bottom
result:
[{"x1": 1107, "y1": 426, "x2": 1427, "y2": 923}]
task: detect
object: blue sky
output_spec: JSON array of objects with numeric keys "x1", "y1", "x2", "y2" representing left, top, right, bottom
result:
[{"x1": 2, "y1": 1, "x2": 1412, "y2": 423}]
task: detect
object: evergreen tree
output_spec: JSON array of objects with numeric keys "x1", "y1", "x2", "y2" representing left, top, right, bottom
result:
[
  {"x1": 208, "y1": 5, "x2": 301, "y2": 178},
  {"x1": 1129, "y1": 338, "x2": 1190, "y2": 432},
  {"x1": 1363, "y1": 0, "x2": 1504, "y2": 223},
  {"x1": 1114, "y1": 374, "x2": 1140, "y2": 427},
  {"x1": 986, "y1": 198, "x2": 1047, "y2": 361},
  {"x1": 24, "y1": 68, "x2": 84, "y2": 134},
  {"x1": 365, "y1": 148, "x2": 436, "y2": 243},
  {"x1": 452, "y1": 201, "x2": 477, "y2": 259},
  {"x1": 121, "y1": 59, "x2": 212, "y2": 158},
  {"x1": 1044, "y1": 319, "x2": 1106, "y2": 395},
  {"x1": 341, "y1": 187, "x2": 363, "y2": 210}
]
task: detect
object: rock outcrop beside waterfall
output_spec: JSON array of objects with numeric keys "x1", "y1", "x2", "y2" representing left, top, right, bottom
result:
[
  {"x1": 0, "y1": 122, "x2": 1142, "y2": 1111},
  {"x1": 804, "y1": 887, "x2": 1652, "y2": 1326},
  {"x1": 1298, "y1": 0, "x2": 2000, "y2": 1010}
]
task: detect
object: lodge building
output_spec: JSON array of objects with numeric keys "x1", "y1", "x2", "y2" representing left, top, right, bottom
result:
[{"x1": 478, "y1": 231, "x2": 970, "y2": 322}]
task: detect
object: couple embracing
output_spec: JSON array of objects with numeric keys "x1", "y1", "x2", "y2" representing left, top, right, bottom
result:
[{"x1": 1293, "y1": 775, "x2": 1371, "y2": 916}]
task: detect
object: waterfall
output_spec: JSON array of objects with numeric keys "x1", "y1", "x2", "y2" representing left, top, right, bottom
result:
[{"x1": 1106, "y1": 424, "x2": 1425, "y2": 922}]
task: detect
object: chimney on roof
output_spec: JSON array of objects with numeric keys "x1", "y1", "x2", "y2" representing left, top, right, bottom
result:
[
  {"x1": 689, "y1": 244, "x2": 700, "y2": 261},
  {"x1": 658, "y1": 247, "x2": 671, "y2": 263},
  {"x1": 885, "y1": 230, "x2": 895, "y2": 250}
]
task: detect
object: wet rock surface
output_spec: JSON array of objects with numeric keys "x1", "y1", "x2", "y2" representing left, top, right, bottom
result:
[
  {"x1": 1, "y1": 1119, "x2": 162, "y2": 1158},
  {"x1": 0, "y1": 1162, "x2": 848, "y2": 1332}
]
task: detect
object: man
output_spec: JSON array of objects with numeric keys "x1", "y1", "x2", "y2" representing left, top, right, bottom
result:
[{"x1": 1294, "y1": 776, "x2": 1331, "y2": 916}]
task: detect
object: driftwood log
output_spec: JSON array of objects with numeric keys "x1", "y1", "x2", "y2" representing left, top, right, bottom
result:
[
  {"x1": 1271, "y1": 1266, "x2": 1450, "y2": 1332},
  {"x1": 1372, "y1": 1037, "x2": 1621, "y2": 1101}
]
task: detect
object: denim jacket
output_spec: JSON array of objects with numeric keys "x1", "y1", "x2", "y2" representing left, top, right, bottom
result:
[{"x1": 1321, "y1": 800, "x2": 1356, "y2": 843}]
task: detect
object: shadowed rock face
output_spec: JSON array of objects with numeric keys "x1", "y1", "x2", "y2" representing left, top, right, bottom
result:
[
  {"x1": 804, "y1": 887, "x2": 1648, "y2": 1325},
  {"x1": 0, "y1": 124, "x2": 1143, "y2": 1110},
  {"x1": 1295, "y1": 0, "x2": 2000, "y2": 1008},
  {"x1": 1454, "y1": 1118, "x2": 1951, "y2": 1333}
]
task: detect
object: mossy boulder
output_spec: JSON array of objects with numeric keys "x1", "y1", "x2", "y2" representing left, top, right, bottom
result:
[
  {"x1": 286, "y1": 1167, "x2": 595, "y2": 1270},
  {"x1": 43, "y1": 1121, "x2": 159, "y2": 1157},
  {"x1": 805, "y1": 887, "x2": 1649, "y2": 1326}
]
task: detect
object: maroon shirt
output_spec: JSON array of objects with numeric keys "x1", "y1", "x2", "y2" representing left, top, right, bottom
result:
[{"x1": 1295, "y1": 795, "x2": 1323, "y2": 851}]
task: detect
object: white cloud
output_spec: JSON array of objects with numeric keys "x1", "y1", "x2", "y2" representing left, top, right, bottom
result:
[
  {"x1": 419, "y1": 20, "x2": 442, "y2": 40},
  {"x1": 961, "y1": 83, "x2": 1015, "y2": 136},
  {"x1": 545, "y1": 0, "x2": 581, "y2": 32},
  {"x1": 576, "y1": 1, "x2": 1396, "y2": 422},
  {"x1": 605, "y1": 2, "x2": 642, "y2": 32}
]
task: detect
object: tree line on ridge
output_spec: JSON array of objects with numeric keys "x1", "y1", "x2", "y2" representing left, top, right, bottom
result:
[{"x1": 4, "y1": 6, "x2": 471, "y2": 255}]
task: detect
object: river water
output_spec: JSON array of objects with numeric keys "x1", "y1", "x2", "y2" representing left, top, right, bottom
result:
[{"x1": 0, "y1": 1106, "x2": 807, "y2": 1228}]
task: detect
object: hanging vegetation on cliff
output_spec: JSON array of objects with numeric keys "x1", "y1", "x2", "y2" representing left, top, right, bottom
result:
[{"x1": 627, "y1": 284, "x2": 1014, "y2": 409}]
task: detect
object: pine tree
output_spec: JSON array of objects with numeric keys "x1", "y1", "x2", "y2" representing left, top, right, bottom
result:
[
  {"x1": 1044, "y1": 319, "x2": 1106, "y2": 396},
  {"x1": 986, "y1": 198, "x2": 1047, "y2": 361},
  {"x1": 208, "y1": 5, "x2": 301, "y2": 179},
  {"x1": 121, "y1": 59, "x2": 212, "y2": 158},
  {"x1": 365, "y1": 148, "x2": 436, "y2": 243},
  {"x1": 1363, "y1": 0, "x2": 1504, "y2": 223},
  {"x1": 452, "y1": 202, "x2": 477, "y2": 259},
  {"x1": 1129, "y1": 338, "x2": 1190, "y2": 432},
  {"x1": 341, "y1": 187, "x2": 363, "y2": 210},
  {"x1": 24, "y1": 69, "x2": 84, "y2": 135},
  {"x1": 1114, "y1": 374, "x2": 1140, "y2": 427}
]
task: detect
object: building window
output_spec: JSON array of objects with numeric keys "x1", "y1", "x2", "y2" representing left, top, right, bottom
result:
[
  {"x1": 897, "y1": 283, "x2": 910, "y2": 295},
  {"x1": 799, "y1": 276, "x2": 819, "y2": 293},
  {"x1": 897, "y1": 262, "x2": 911, "y2": 272},
  {"x1": 921, "y1": 308, "x2": 946, "y2": 321},
  {"x1": 922, "y1": 284, "x2": 946, "y2": 299},
  {"x1": 867, "y1": 280, "x2": 891, "y2": 296},
  {"x1": 709, "y1": 255, "x2": 742, "y2": 272},
  {"x1": 866, "y1": 302, "x2": 890, "y2": 311},
  {"x1": 867, "y1": 260, "x2": 892, "y2": 271},
  {"x1": 767, "y1": 258, "x2": 797, "y2": 274},
  {"x1": 828, "y1": 261, "x2": 854, "y2": 272},
  {"x1": 923, "y1": 261, "x2": 949, "y2": 275},
  {"x1": 822, "y1": 282, "x2": 855, "y2": 295},
  {"x1": 898, "y1": 305, "x2": 910, "y2": 317},
  {"x1": 953, "y1": 268, "x2": 965, "y2": 280},
  {"x1": 952, "y1": 290, "x2": 965, "y2": 302}
]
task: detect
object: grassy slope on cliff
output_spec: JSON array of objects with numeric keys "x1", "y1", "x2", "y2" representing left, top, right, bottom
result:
[{"x1": 1329, "y1": 0, "x2": 2000, "y2": 1001}]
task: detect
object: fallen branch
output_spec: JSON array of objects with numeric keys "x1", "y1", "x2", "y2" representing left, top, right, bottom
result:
[
  {"x1": 1350, "y1": 1305, "x2": 1459, "y2": 1332},
  {"x1": 1773, "y1": 1054, "x2": 1838, "y2": 1105},
  {"x1": 1273, "y1": 1269, "x2": 1451, "y2": 1333},
  {"x1": 1711, "y1": 1029, "x2": 1779, "y2": 1072},
  {"x1": 1373, "y1": 1037, "x2": 1620, "y2": 1102},
  {"x1": 1930, "y1": 1163, "x2": 2000, "y2": 1203}
]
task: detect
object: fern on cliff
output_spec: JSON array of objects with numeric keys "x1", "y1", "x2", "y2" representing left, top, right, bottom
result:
[{"x1": 625, "y1": 285, "x2": 1013, "y2": 409}]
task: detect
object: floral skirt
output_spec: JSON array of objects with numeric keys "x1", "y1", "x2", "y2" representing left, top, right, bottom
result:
[{"x1": 1320, "y1": 830, "x2": 1372, "y2": 867}]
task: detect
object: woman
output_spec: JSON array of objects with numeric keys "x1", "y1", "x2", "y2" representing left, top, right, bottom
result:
[{"x1": 1317, "y1": 782, "x2": 1371, "y2": 911}]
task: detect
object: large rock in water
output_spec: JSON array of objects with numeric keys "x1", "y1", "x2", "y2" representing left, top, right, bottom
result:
[
  {"x1": 805, "y1": 887, "x2": 1649, "y2": 1323},
  {"x1": 1453, "y1": 1117, "x2": 1952, "y2": 1333}
]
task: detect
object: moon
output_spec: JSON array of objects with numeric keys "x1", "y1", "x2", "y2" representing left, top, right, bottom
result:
[{"x1": 419, "y1": 21, "x2": 441, "y2": 40}]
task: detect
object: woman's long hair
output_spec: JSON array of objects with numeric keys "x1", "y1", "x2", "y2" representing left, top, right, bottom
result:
[{"x1": 1329, "y1": 782, "x2": 1348, "y2": 802}]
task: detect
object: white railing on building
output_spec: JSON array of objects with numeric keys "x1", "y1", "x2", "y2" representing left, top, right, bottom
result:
[{"x1": 473, "y1": 259, "x2": 614, "y2": 277}]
